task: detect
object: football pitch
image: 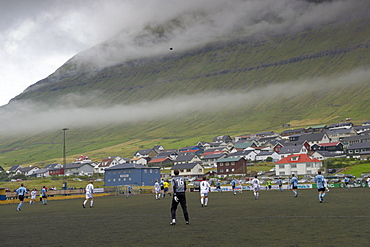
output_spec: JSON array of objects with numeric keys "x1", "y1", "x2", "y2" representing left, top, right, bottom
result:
[{"x1": 1, "y1": 188, "x2": 369, "y2": 247}]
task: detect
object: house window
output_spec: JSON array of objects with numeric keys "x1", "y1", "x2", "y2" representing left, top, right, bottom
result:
[
  {"x1": 220, "y1": 163, "x2": 224, "y2": 166},
  {"x1": 279, "y1": 172, "x2": 285, "y2": 175},
  {"x1": 220, "y1": 169, "x2": 224, "y2": 172},
  {"x1": 231, "y1": 162, "x2": 235, "y2": 166},
  {"x1": 113, "y1": 178, "x2": 116, "y2": 182},
  {"x1": 107, "y1": 172, "x2": 110, "y2": 175},
  {"x1": 291, "y1": 164, "x2": 297, "y2": 168},
  {"x1": 307, "y1": 164, "x2": 311, "y2": 168},
  {"x1": 150, "y1": 169, "x2": 152, "y2": 173},
  {"x1": 118, "y1": 171, "x2": 120, "y2": 174},
  {"x1": 144, "y1": 169, "x2": 147, "y2": 173},
  {"x1": 129, "y1": 178, "x2": 131, "y2": 181},
  {"x1": 124, "y1": 178, "x2": 126, "y2": 181},
  {"x1": 118, "y1": 178, "x2": 121, "y2": 181},
  {"x1": 180, "y1": 169, "x2": 184, "y2": 172},
  {"x1": 108, "y1": 179, "x2": 111, "y2": 182},
  {"x1": 231, "y1": 168, "x2": 235, "y2": 172},
  {"x1": 155, "y1": 169, "x2": 158, "y2": 173},
  {"x1": 187, "y1": 169, "x2": 191, "y2": 172},
  {"x1": 226, "y1": 169, "x2": 229, "y2": 172},
  {"x1": 226, "y1": 162, "x2": 229, "y2": 166}
]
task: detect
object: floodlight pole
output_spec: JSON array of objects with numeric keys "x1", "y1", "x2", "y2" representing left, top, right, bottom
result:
[{"x1": 63, "y1": 128, "x2": 69, "y2": 166}]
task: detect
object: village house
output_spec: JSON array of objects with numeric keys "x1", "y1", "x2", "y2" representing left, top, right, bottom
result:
[
  {"x1": 64, "y1": 163, "x2": 95, "y2": 176},
  {"x1": 174, "y1": 152, "x2": 201, "y2": 165},
  {"x1": 171, "y1": 163, "x2": 204, "y2": 178},
  {"x1": 148, "y1": 157, "x2": 174, "y2": 168},
  {"x1": 216, "y1": 157, "x2": 247, "y2": 177},
  {"x1": 133, "y1": 149, "x2": 158, "y2": 159},
  {"x1": 16, "y1": 166, "x2": 40, "y2": 176},
  {"x1": 275, "y1": 154, "x2": 322, "y2": 176},
  {"x1": 311, "y1": 142, "x2": 344, "y2": 154},
  {"x1": 346, "y1": 141, "x2": 370, "y2": 160},
  {"x1": 95, "y1": 156, "x2": 124, "y2": 174},
  {"x1": 326, "y1": 129, "x2": 357, "y2": 142}
]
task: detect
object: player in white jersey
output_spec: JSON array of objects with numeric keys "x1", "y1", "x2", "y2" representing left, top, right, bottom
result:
[
  {"x1": 82, "y1": 180, "x2": 94, "y2": 208},
  {"x1": 200, "y1": 177, "x2": 210, "y2": 207},
  {"x1": 30, "y1": 189, "x2": 37, "y2": 204},
  {"x1": 238, "y1": 179, "x2": 243, "y2": 193},
  {"x1": 154, "y1": 180, "x2": 161, "y2": 200},
  {"x1": 251, "y1": 176, "x2": 260, "y2": 199}
]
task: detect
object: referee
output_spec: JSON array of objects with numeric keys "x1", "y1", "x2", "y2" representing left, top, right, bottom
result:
[{"x1": 170, "y1": 169, "x2": 189, "y2": 225}]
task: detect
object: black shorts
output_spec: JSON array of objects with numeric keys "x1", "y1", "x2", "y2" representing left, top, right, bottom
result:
[
  {"x1": 292, "y1": 186, "x2": 298, "y2": 190},
  {"x1": 318, "y1": 188, "x2": 325, "y2": 192},
  {"x1": 19, "y1": 195, "x2": 24, "y2": 201}
]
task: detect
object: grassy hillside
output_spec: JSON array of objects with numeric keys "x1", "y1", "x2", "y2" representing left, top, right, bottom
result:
[{"x1": 0, "y1": 16, "x2": 369, "y2": 169}]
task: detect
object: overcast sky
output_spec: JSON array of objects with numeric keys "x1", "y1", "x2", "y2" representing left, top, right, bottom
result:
[{"x1": 1, "y1": 0, "x2": 369, "y2": 107}]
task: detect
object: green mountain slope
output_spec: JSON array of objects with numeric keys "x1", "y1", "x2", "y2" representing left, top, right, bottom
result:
[{"x1": 0, "y1": 15, "x2": 369, "y2": 169}]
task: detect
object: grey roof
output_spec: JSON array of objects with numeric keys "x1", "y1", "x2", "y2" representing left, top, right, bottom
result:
[
  {"x1": 175, "y1": 153, "x2": 196, "y2": 162},
  {"x1": 135, "y1": 149, "x2": 153, "y2": 155},
  {"x1": 347, "y1": 141, "x2": 370, "y2": 150},
  {"x1": 326, "y1": 129, "x2": 354, "y2": 134},
  {"x1": 105, "y1": 163, "x2": 148, "y2": 170},
  {"x1": 201, "y1": 153, "x2": 226, "y2": 159},
  {"x1": 64, "y1": 163, "x2": 94, "y2": 169},
  {"x1": 9, "y1": 165, "x2": 21, "y2": 171},
  {"x1": 314, "y1": 151, "x2": 338, "y2": 157},
  {"x1": 228, "y1": 150, "x2": 255, "y2": 157},
  {"x1": 256, "y1": 151, "x2": 274, "y2": 156},
  {"x1": 33, "y1": 168, "x2": 49, "y2": 174},
  {"x1": 44, "y1": 163, "x2": 61, "y2": 170},
  {"x1": 298, "y1": 132, "x2": 326, "y2": 142},
  {"x1": 363, "y1": 120, "x2": 370, "y2": 125},
  {"x1": 171, "y1": 163, "x2": 201, "y2": 169},
  {"x1": 0, "y1": 166, "x2": 4, "y2": 171},
  {"x1": 279, "y1": 145, "x2": 304, "y2": 154}
]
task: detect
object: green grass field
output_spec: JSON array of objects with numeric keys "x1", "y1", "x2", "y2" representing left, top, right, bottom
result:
[{"x1": 1, "y1": 188, "x2": 369, "y2": 247}]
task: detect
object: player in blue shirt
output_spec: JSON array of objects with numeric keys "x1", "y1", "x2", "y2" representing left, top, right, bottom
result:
[
  {"x1": 41, "y1": 186, "x2": 48, "y2": 205},
  {"x1": 277, "y1": 178, "x2": 283, "y2": 192},
  {"x1": 290, "y1": 174, "x2": 298, "y2": 197},
  {"x1": 344, "y1": 176, "x2": 350, "y2": 190},
  {"x1": 16, "y1": 183, "x2": 28, "y2": 211},
  {"x1": 231, "y1": 178, "x2": 236, "y2": 195},
  {"x1": 314, "y1": 170, "x2": 326, "y2": 203}
]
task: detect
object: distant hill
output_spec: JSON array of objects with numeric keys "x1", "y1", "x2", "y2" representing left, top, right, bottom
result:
[{"x1": 0, "y1": 9, "x2": 369, "y2": 169}]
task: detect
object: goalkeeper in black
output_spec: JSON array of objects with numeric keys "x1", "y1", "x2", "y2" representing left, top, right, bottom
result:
[{"x1": 170, "y1": 169, "x2": 189, "y2": 225}]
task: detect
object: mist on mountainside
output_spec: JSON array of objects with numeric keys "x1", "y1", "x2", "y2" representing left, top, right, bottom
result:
[{"x1": 0, "y1": 68, "x2": 368, "y2": 138}]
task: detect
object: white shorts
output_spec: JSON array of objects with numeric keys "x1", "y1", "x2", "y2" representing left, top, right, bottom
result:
[
  {"x1": 253, "y1": 186, "x2": 259, "y2": 192},
  {"x1": 31, "y1": 195, "x2": 36, "y2": 200},
  {"x1": 200, "y1": 192, "x2": 209, "y2": 197},
  {"x1": 155, "y1": 189, "x2": 160, "y2": 194},
  {"x1": 86, "y1": 193, "x2": 93, "y2": 199}
]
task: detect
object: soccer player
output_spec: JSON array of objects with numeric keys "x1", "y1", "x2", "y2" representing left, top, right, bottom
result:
[
  {"x1": 251, "y1": 176, "x2": 260, "y2": 199},
  {"x1": 367, "y1": 176, "x2": 370, "y2": 188},
  {"x1": 160, "y1": 179, "x2": 164, "y2": 197},
  {"x1": 30, "y1": 189, "x2": 37, "y2": 204},
  {"x1": 41, "y1": 186, "x2": 48, "y2": 205},
  {"x1": 266, "y1": 180, "x2": 272, "y2": 190},
  {"x1": 231, "y1": 178, "x2": 236, "y2": 195},
  {"x1": 127, "y1": 185, "x2": 133, "y2": 197},
  {"x1": 170, "y1": 169, "x2": 189, "y2": 225},
  {"x1": 82, "y1": 180, "x2": 94, "y2": 208},
  {"x1": 344, "y1": 176, "x2": 350, "y2": 190},
  {"x1": 163, "y1": 180, "x2": 170, "y2": 197},
  {"x1": 16, "y1": 183, "x2": 28, "y2": 211},
  {"x1": 238, "y1": 179, "x2": 243, "y2": 193},
  {"x1": 277, "y1": 177, "x2": 283, "y2": 192},
  {"x1": 291, "y1": 174, "x2": 298, "y2": 197},
  {"x1": 200, "y1": 177, "x2": 210, "y2": 207},
  {"x1": 314, "y1": 170, "x2": 326, "y2": 203},
  {"x1": 216, "y1": 180, "x2": 222, "y2": 192},
  {"x1": 154, "y1": 180, "x2": 161, "y2": 200}
]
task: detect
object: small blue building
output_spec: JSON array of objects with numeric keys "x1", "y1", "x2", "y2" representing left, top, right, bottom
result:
[{"x1": 104, "y1": 163, "x2": 160, "y2": 186}]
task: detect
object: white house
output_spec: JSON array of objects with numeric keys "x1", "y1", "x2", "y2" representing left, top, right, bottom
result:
[
  {"x1": 171, "y1": 163, "x2": 204, "y2": 178},
  {"x1": 275, "y1": 154, "x2": 322, "y2": 176}
]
